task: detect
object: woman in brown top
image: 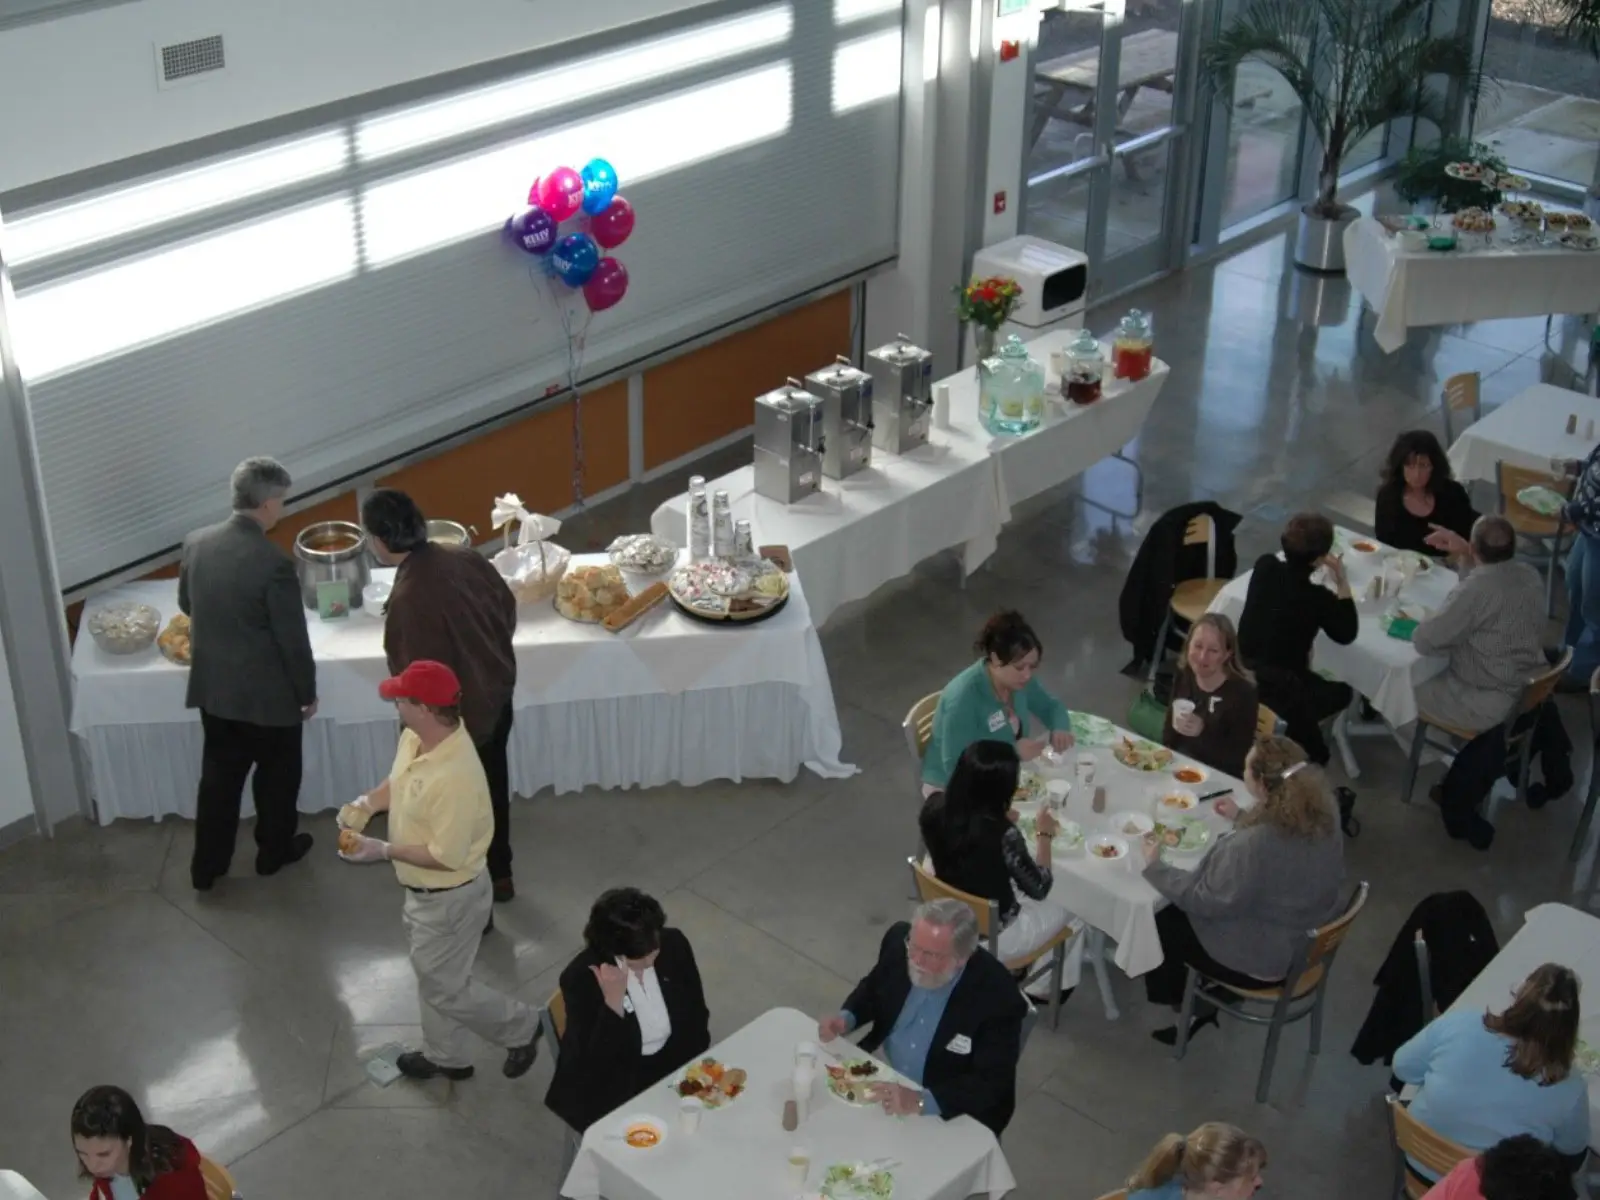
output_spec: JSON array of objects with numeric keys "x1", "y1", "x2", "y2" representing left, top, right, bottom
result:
[{"x1": 1161, "y1": 614, "x2": 1257, "y2": 779}]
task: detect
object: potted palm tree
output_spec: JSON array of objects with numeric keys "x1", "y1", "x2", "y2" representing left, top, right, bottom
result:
[
  {"x1": 1204, "y1": 0, "x2": 1490, "y2": 272},
  {"x1": 1559, "y1": 0, "x2": 1600, "y2": 55}
]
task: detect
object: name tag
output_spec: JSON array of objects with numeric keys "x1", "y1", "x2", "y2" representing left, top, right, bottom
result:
[
  {"x1": 1207, "y1": 696, "x2": 1220, "y2": 715},
  {"x1": 946, "y1": 1034, "x2": 972, "y2": 1055},
  {"x1": 622, "y1": 994, "x2": 635, "y2": 1015},
  {"x1": 986, "y1": 710, "x2": 1008, "y2": 733}
]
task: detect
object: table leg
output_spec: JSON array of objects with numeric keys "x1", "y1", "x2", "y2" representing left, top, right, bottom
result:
[
  {"x1": 1078, "y1": 449, "x2": 1145, "y2": 521},
  {"x1": 1030, "y1": 82, "x2": 1070, "y2": 149},
  {"x1": 1332, "y1": 708, "x2": 1361, "y2": 780},
  {"x1": 1086, "y1": 927, "x2": 1120, "y2": 1020}
]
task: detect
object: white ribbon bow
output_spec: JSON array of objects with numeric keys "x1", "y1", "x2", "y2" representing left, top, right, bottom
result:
[{"x1": 491, "y1": 493, "x2": 561, "y2": 548}]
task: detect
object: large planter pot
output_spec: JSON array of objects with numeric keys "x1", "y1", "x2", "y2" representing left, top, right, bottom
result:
[{"x1": 1294, "y1": 204, "x2": 1359, "y2": 273}]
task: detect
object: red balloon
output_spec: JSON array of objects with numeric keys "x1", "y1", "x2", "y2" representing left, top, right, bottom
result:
[
  {"x1": 589, "y1": 195, "x2": 635, "y2": 250},
  {"x1": 537, "y1": 167, "x2": 584, "y2": 221},
  {"x1": 582, "y1": 257, "x2": 630, "y2": 313}
]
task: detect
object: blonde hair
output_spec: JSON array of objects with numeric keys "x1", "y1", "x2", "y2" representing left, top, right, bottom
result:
[
  {"x1": 1178, "y1": 613, "x2": 1253, "y2": 686},
  {"x1": 1238, "y1": 735, "x2": 1335, "y2": 839},
  {"x1": 1127, "y1": 1122, "x2": 1267, "y2": 1192},
  {"x1": 1484, "y1": 963, "x2": 1580, "y2": 1084}
]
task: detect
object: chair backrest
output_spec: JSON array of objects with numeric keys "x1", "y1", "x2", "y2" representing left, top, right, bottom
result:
[
  {"x1": 1387, "y1": 1094, "x2": 1474, "y2": 1195},
  {"x1": 197, "y1": 1156, "x2": 237, "y2": 1200},
  {"x1": 1305, "y1": 880, "x2": 1369, "y2": 973},
  {"x1": 1256, "y1": 703, "x2": 1280, "y2": 739},
  {"x1": 1414, "y1": 931, "x2": 1435, "y2": 1023},
  {"x1": 1495, "y1": 460, "x2": 1571, "y2": 529},
  {"x1": 1183, "y1": 514, "x2": 1217, "y2": 579},
  {"x1": 907, "y1": 856, "x2": 1000, "y2": 942},
  {"x1": 903, "y1": 692, "x2": 942, "y2": 765},
  {"x1": 1441, "y1": 372, "x2": 1481, "y2": 444},
  {"x1": 1503, "y1": 648, "x2": 1572, "y2": 750},
  {"x1": 1093, "y1": 1191, "x2": 1129, "y2": 1200}
]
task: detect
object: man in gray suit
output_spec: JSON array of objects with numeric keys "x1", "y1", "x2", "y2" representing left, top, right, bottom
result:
[{"x1": 179, "y1": 456, "x2": 318, "y2": 890}]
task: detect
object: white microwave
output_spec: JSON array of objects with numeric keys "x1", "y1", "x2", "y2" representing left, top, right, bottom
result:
[{"x1": 969, "y1": 236, "x2": 1090, "y2": 329}]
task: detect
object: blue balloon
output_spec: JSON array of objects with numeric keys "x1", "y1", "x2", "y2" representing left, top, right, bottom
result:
[
  {"x1": 580, "y1": 158, "x2": 619, "y2": 216},
  {"x1": 550, "y1": 232, "x2": 600, "y2": 287}
]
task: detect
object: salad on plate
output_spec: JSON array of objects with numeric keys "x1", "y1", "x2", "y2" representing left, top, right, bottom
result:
[{"x1": 822, "y1": 1163, "x2": 895, "y2": 1199}]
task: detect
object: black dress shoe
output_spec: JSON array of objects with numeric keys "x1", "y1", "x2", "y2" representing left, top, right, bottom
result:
[
  {"x1": 503, "y1": 1031, "x2": 541, "y2": 1078},
  {"x1": 1152, "y1": 1010, "x2": 1219, "y2": 1046},
  {"x1": 483, "y1": 911, "x2": 495, "y2": 936},
  {"x1": 192, "y1": 874, "x2": 216, "y2": 892},
  {"x1": 493, "y1": 877, "x2": 515, "y2": 903},
  {"x1": 396, "y1": 1051, "x2": 473, "y2": 1081},
  {"x1": 257, "y1": 832, "x2": 314, "y2": 876}
]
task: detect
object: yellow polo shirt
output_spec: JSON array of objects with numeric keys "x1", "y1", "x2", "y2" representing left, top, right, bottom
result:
[{"x1": 386, "y1": 724, "x2": 492, "y2": 890}]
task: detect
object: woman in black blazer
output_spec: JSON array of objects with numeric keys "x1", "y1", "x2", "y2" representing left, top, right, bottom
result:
[{"x1": 545, "y1": 888, "x2": 711, "y2": 1133}]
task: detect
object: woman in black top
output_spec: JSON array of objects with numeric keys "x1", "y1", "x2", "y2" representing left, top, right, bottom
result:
[
  {"x1": 545, "y1": 888, "x2": 710, "y2": 1133},
  {"x1": 1161, "y1": 613, "x2": 1258, "y2": 779},
  {"x1": 1374, "y1": 430, "x2": 1477, "y2": 556},
  {"x1": 919, "y1": 741, "x2": 1074, "y2": 977},
  {"x1": 1236, "y1": 513, "x2": 1359, "y2": 766}
]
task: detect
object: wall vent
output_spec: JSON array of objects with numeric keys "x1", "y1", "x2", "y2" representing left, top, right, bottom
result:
[{"x1": 155, "y1": 34, "x2": 226, "y2": 88}]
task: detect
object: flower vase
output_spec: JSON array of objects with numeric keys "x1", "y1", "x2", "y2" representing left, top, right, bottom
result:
[{"x1": 973, "y1": 326, "x2": 998, "y2": 364}]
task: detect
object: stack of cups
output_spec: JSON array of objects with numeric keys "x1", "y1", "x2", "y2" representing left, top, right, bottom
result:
[{"x1": 792, "y1": 1042, "x2": 817, "y2": 1123}]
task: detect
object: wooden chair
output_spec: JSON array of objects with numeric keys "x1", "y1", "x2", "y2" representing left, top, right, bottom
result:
[
  {"x1": 1147, "y1": 515, "x2": 1230, "y2": 684},
  {"x1": 1402, "y1": 648, "x2": 1571, "y2": 807},
  {"x1": 903, "y1": 691, "x2": 942, "y2": 887},
  {"x1": 541, "y1": 988, "x2": 583, "y2": 1175},
  {"x1": 198, "y1": 1156, "x2": 240, "y2": 1200},
  {"x1": 908, "y1": 857, "x2": 1080, "y2": 1031},
  {"x1": 1571, "y1": 665, "x2": 1600, "y2": 862},
  {"x1": 1174, "y1": 882, "x2": 1369, "y2": 1102},
  {"x1": 1387, "y1": 1094, "x2": 1473, "y2": 1199},
  {"x1": 1440, "y1": 372, "x2": 1481, "y2": 447},
  {"x1": 1094, "y1": 1191, "x2": 1129, "y2": 1200},
  {"x1": 1495, "y1": 460, "x2": 1573, "y2": 616},
  {"x1": 1256, "y1": 702, "x2": 1282, "y2": 739}
]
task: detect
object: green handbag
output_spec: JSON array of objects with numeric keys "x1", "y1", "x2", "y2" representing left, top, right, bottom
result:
[{"x1": 1125, "y1": 688, "x2": 1167, "y2": 743}]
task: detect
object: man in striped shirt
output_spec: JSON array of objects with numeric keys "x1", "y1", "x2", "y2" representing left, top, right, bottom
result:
[{"x1": 1414, "y1": 516, "x2": 1572, "y2": 849}]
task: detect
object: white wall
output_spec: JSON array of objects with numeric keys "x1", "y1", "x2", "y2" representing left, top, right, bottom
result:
[
  {"x1": 0, "y1": 0, "x2": 713, "y2": 191},
  {"x1": 0, "y1": 625, "x2": 36, "y2": 834}
]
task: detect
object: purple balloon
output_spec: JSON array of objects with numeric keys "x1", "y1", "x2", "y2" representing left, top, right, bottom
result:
[
  {"x1": 582, "y1": 257, "x2": 630, "y2": 313},
  {"x1": 507, "y1": 206, "x2": 557, "y2": 256}
]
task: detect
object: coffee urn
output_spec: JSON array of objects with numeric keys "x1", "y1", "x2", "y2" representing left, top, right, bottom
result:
[
  {"x1": 865, "y1": 335, "x2": 934, "y2": 455},
  {"x1": 752, "y1": 381, "x2": 825, "y2": 504},
  {"x1": 804, "y1": 357, "x2": 875, "y2": 480}
]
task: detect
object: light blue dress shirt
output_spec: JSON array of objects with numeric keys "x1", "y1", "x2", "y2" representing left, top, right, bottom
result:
[{"x1": 843, "y1": 967, "x2": 965, "y2": 1118}]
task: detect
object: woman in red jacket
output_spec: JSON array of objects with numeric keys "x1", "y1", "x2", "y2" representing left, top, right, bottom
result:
[{"x1": 71, "y1": 1085, "x2": 209, "y2": 1200}]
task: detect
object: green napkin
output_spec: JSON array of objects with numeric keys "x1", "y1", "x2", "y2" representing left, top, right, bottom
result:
[{"x1": 1386, "y1": 617, "x2": 1418, "y2": 641}]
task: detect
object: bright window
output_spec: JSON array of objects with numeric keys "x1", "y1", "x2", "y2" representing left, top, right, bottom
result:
[
  {"x1": 833, "y1": 28, "x2": 903, "y2": 113},
  {"x1": 835, "y1": 0, "x2": 900, "y2": 23}
]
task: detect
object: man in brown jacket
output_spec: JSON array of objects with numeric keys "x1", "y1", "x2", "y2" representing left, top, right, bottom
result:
[{"x1": 361, "y1": 488, "x2": 519, "y2": 902}]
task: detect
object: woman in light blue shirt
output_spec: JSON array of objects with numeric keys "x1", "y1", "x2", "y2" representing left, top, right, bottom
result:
[
  {"x1": 1123, "y1": 1121, "x2": 1267, "y2": 1199},
  {"x1": 1394, "y1": 963, "x2": 1590, "y2": 1177}
]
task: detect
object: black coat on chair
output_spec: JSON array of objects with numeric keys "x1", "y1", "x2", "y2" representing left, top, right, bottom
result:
[
  {"x1": 1350, "y1": 891, "x2": 1498, "y2": 1067},
  {"x1": 1118, "y1": 501, "x2": 1241, "y2": 670}
]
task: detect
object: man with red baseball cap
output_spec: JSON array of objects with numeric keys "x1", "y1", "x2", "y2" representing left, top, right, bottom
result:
[{"x1": 336, "y1": 660, "x2": 540, "y2": 1082}]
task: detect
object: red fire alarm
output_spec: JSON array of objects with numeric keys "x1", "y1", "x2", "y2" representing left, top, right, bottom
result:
[
  {"x1": 999, "y1": 39, "x2": 1021, "y2": 63},
  {"x1": 993, "y1": 190, "x2": 1007, "y2": 215}
]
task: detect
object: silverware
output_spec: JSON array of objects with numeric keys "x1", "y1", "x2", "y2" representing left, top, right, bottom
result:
[{"x1": 1198, "y1": 788, "x2": 1233, "y2": 803}]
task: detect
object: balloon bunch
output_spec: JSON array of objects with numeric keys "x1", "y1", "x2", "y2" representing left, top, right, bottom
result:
[{"x1": 505, "y1": 157, "x2": 634, "y2": 313}]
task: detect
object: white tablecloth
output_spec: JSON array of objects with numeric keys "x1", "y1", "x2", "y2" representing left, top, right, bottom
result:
[
  {"x1": 1448, "y1": 382, "x2": 1600, "y2": 485},
  {"x1": 1445, "y1": 903, "x2": 1600, "y2": 1148},
  {"x1": 1209, "y1": 531, "x2": 1455, "y2": 728},
  {"x1": 650, "y1": 336, "x2": 1167, "y2": 627},
  {"x1": 560, "y1": 1007, "x2": 1016, "y2": 1200},
  {"x1": 70, "y1": 555, "x2": 853, "y2": 824},
  {"x1": 1344, "y1": 216, "x2": 1600, "y2": 353}
]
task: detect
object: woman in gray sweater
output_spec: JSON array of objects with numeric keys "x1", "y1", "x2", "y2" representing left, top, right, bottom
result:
[{"x1": 1138, "y1": 734, "x2": 1345, "y2": 1046}]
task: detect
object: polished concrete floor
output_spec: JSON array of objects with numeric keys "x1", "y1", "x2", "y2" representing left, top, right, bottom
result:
[{"x1": 5, "y1": 222, "x2": 1600, "y2": 1200}]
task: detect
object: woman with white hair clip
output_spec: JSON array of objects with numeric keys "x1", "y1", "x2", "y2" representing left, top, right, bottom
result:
[{"x1": 1138, "y1": 735, "x2": 1345, "y2": 1045}]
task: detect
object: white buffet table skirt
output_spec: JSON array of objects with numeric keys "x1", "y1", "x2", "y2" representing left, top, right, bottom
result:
[
  {"x1": 1344, "y1": 216, "x2": 1600, "y2": 354},
  {"x1": 561, "y1": 1007, "x2": 1016, "y2": 1200},
  {"x1": 70, "y1": 554, "x2": 853, "y2": 824},
  {"x1": 1442, "y1": 903, "x2": 1600, "y2": 1148},
  {"x1": 1448, "y1": 382, "x2": 1600, "y2": 486},
  {"x1": 650, "y1": 336, "x2": 1167, "y2": 628},
  {"x1": 1208, "y1": 530, "x2": 1455, "y2": 728}
]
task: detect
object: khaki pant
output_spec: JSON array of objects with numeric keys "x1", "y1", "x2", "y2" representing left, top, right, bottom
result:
[{"x1": 402, "y1": 871, "x2": 537, "y2": 1069}]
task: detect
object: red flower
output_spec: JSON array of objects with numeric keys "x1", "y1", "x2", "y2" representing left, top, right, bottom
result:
[{"x1": 976, "y1": 286, "x2": 998, "y2": 303}]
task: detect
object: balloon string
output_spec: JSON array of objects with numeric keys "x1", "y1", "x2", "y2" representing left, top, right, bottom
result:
[{"x1": 526, "y1": 262, "x2": 594, "y2": 510}]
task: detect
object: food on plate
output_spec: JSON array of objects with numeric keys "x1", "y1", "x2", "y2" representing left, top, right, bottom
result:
[
  {"x1": 1566, "y1": 213, "x2": 1593, "y2": 231},
  {"x1": 825, "y1": 1058, "x2": 882, "y2": 1104},
  {"x1": 1019, "y1": 812, "x2": 1081, "y2": 847},
  {"x1": 1350, "y1": 540, "x2": 1377, "y2": 553},
  {"x1": 1069, "y1": 711, "x2": 1117, "y2": 746},
  {"x1": 86, "y1": 602, "x2": 161, "y2": 655},
  {"x1": 668, "y1": 559, "x2": 790, "y2": 621},
  {"x1": 1113, "y1": 737, "x2": 1173, "y2": 771},
  {"x1": 1451, "y1": 207, "x2": 1494, "y2": 233},
  {"x1": 555, "y1": 564, "x2": 630, "y2": 623},
  {"x1": 1158, "y1": 790, "x2": 1198, "y2": 812},
  {"x1": 759, "y1": 544, "x2": 794, "y2": 571},
  {"x1": 337, "y1": 828, "x2": 363, "y2": 855},
  {"x1": 1576, "y1": 1039, "x2": 1600, "y2": 1076},
  {"x1": 1154, "y1": 818, "x2": 1212, "y2": 855},
  {"x1": 607, "y1": 533, "x2": 679, "y2": 575},
  {"x1": 822, "y1": 1163, "x2": 895, "y2": 1200},
  {"x1": 1494, "y1": 172, "x2": 1531, "y2": 190},
  {"x1": 1499, "y1": 200, "x2": 1544, "y2": 224},
  {"x1": 673, "y1": 1057, "x2": 747, "y2": 1106},
  {"x1": 1546, "y1": 211, "x2": 1571, "y2": 231},
  {"x1": 1444, "y1": 161, "x2": 1484, "y2": 181},
  {"x1": 1090, "y1": 840, "x2": 1125, "y2": 860},
  {"x1": 156, "y1": 614, "x2": 192, "y2": 665},
  {"x1": 1561, "y1": 232, "x2": 1599, "y2": 252},
  {"x1": 1172, "y1": 765, "x2": 1207, "y2": 785},
  {"x1": 623, "y1": 1123, "x2": 661, "y2": 1148},
  {"x1": 602, "y1": 581, "x2": 670, "y2": 633},
  {"x1": 1113, "y1": 811, "x2": 1154, "y2": 837},
  {"x1": 1012, "y1": 772, "x2": 1047, "y2": 805}
]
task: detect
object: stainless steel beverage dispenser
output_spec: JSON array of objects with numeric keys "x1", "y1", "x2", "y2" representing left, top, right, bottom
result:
[
  {"x1": 804, "y1": 357, "x2": 875, "y2": 480},
  {"x1": 752, "y1": 381, "x2": 825, "y2": 505},
  {"x1": 865, "y1": 335, "x2": 933, "y2": 455}
]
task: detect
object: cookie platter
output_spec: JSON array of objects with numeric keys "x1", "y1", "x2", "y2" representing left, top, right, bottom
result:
[{"x1": 667, "y1": 557, "x2": 790, "y2": 625}]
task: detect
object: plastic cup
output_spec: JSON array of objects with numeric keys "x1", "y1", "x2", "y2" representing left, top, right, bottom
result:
[
  {"x1": 1045, "y1": 779, "x2": 1072, "y2": 809},
  {"x1": 1172, "y1": 699, "x2": 1195, "y2": 718},
  {"x1": 787, "y1": 1148, "x2": 810, "y2": 1186},
  {"x1": 678, "y1": 1099, "x2": 701, "y2": 1133},
  {"x1": 1075, "y1": 754, "x2": 1097, "y2": 786},
  {"x1": 795, "y1": 1040, "x2": 818, "y2": 1068}
]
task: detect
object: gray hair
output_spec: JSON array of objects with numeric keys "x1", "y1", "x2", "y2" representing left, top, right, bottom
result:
[
  {"x1": 913, "y1": 898, "x2": 980, "y2": 958},
  {"x1": 1471, "y1": 514, "x2": 1516, "y2": 565},
  {"x1": 230, "y1": 456, "x2": 291, "y2": 511}
]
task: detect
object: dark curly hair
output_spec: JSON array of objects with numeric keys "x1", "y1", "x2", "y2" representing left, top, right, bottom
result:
[
  {"x1": 360, "y1": 488, "x2": 429, "y2": 555},
  {"x1": 1380, "y1": 430, "x2": 1455, "y2": 497},
  {"x1": 1479, "y1": 1135, "x2": 1576, "y2": 1200},
  {"x1": 584, "y1": 887, "x2": 667, "y2": 961},
  {"x1": 974, "y1": 611, "x2": 1043, "y2": 666},
  {"x1": 71, "y1": 1086, "x2": 185, "y2": 1191}
]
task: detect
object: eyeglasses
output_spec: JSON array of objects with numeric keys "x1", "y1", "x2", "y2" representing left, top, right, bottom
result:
[{"x1": 904, "y1": 936, "x2": 956, "y2": 964}]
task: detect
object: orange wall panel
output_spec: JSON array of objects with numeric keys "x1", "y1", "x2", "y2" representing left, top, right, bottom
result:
[
  {"x1": 267, "y1": 492, "x2": 361, "y2": 555},
  {"x1": 642, "y1": 292, "x2": 852, "y2": 471},
  {"x1": 376, "y1": 382, "x2": 629, "y2": 539}
]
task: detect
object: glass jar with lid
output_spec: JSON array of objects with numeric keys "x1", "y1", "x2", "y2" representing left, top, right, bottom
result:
[
  {"x1": 978, "y1": 336, "x2": 1046, "y2": 436},
  {"x1": 1062, "y1": 328, "x2": 1105, "y2": 404},
  {"x1": 1112, "y1": 309, "x2": 1154, "y2": 381}
]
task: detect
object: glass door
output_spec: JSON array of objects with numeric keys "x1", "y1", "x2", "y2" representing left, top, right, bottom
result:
[{"x1": 1023, "y1": 0, "x2": 1195, "y2": 299}]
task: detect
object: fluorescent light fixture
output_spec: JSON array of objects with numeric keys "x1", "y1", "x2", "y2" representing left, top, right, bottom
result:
[
  {"x1": 834, "y1": 0, "x2": 901, "y2": 23},
  {"x1": 13, "y1": 198, "x2": 357, "y2": 380},
  {"x1": 361, "y1": 64, "x2": 793, "y2": 267},
  {"x1": 2, "y1": 131, "x2": 348, "y2": 266},
  {"x1": 832, "y1": 28, "x2": 903, "y2": 113},
  {"x1": 356, "y1": 5, "x2": 793, "y2": 161}
]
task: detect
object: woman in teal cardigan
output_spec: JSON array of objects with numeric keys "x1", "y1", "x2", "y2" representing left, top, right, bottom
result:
[{"x1": 922, "y1": 611, "x2": 1076, "y2": 790}]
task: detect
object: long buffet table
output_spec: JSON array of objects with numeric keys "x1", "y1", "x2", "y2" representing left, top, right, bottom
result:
[
  {"x1": 70, "y1": 555, "x2": 854, "y2": 824},
  {"x1": 651, "y1": 329, "x2": 1169, "y2": 627}
]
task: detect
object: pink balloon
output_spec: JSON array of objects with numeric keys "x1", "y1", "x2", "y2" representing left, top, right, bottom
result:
[
  {"x1": 589, "y1": 195, "x2": 635, "y2": 250},
  {"x1": 582, "y1": 257, "x2": 629, "y2": 313},
  {"x1": 537, "y1": 167, "x2": 584, "y2": 221}
]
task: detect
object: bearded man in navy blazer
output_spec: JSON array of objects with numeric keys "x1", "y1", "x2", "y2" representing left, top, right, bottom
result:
[{"x1": 819, "y1": 898, "x2": 1026, "y2": 1135}]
